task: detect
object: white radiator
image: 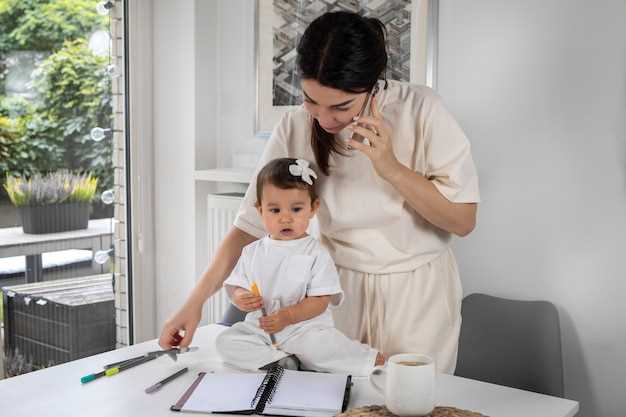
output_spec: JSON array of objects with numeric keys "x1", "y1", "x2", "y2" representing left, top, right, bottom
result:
[{"x1": 206, "y1": 193, "x2": 244, "y2": 324}]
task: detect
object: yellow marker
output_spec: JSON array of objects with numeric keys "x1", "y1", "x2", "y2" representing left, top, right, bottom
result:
[
  {"x1": 251, "y1": 281, "x2": 277, "y2": 346},
  {"x1": 250, "y1": 281, "x2": 261, "y2": 297}
]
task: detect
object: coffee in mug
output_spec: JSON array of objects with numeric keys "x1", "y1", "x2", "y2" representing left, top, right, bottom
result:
[{"x1": 397, "y1": 361, "x2": 427, "y2": 367}]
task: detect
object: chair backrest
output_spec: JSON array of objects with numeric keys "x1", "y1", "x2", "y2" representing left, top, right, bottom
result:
[
  {"x1": 218, "y1": 303, "x2": 246, "y2": 327},
  {"x1": 455, "y1": 293, "x2": 564, "y2": 397}
]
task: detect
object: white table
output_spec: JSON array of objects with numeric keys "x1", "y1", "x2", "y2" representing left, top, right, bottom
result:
[
  {"x1": 0, "y1": 325, "x2": 579, "y2": 417},
  {"x1": 0, "y1": 218, "x2": 113, "y2": 283}
]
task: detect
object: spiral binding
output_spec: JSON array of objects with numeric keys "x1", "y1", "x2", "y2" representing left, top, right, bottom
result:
[{"x1": 251, "y1": 364, "x2": 285, "y2": 413}]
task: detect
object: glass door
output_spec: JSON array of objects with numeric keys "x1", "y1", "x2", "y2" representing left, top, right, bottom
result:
[{"x1": 0, "y1": 0, "x2": 131, "y2": 378}]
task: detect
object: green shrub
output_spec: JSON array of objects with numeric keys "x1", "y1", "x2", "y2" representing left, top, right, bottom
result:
[
  {"x1": 28, "y1": 39, "x2": 113, "y2": 195},
  {"x1": 0, "y1": 0, "x2": 106, "y2": 54},
  {"x1": 0, "y1": 0, "x2": 113, "y2": 202},
  {"x1": 0, "y1": 96, "x2": 60, "y2": 182}
]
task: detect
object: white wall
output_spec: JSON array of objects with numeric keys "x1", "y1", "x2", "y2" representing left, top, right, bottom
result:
[
  {"x1": 152, "y1": 1, "x2": 625, "y2": 415},
  {"x1": 153, "y1": 0, "x2": 197, "y2": 327},
  {"x1": 438, "y1": 1, "x2": 626, "y2": 417},
  {"x1": 194, "y1": 0, "x2": 256, "y2": 313},
  {"x1": 153, "y1": 0, "x2": 255, "y2": 328}
]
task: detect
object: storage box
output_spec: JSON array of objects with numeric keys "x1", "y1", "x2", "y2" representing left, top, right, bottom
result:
[{"x1": 2, "y1": 274, "x2": 115, "y2": 375}]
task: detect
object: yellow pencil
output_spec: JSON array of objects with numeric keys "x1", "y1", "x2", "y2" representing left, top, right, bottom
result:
[{"x1": 251, "y1": 281, "x2": 277, "y2": 346}]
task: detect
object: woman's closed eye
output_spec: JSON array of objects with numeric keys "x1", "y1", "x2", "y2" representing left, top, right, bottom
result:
[{"x1": 304, "y1": 99, "x2": 349, "y2": 112}]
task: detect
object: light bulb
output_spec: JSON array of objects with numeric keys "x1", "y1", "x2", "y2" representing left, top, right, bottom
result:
[
  {"x1": 106, "y1": 64, "x2": 121, "y2": 78},
  {"x1": 96, "y1": 1, "x2": 114, "y2": 16},
  {"x1": 90, "y1": 127, "x2": 110, "y2": 142},
  {"x1": 101, "y1": 189, "x2": 115, "y2": 205},
  {"x1": 88, "y1": 30, "x2": 111, "y2": 56},
  {"x1": 94, "y1": 249, "x2": 112, "y2": 265}
]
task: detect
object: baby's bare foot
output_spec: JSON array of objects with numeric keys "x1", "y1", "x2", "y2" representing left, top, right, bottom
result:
[{"x1": 375, "y1": 352, "x2": 387, "y2": 366}]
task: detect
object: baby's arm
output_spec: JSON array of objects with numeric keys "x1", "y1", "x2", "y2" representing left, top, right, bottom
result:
[
  {"x1": 226, "y1": 285, "x2": 263, "y2": 312},
  {"x1": 258, "y1": 295, "x2": 331, "y2": 334},
  {"x1": 222, "y1": 245, "x2": 263, "y2": 312}
]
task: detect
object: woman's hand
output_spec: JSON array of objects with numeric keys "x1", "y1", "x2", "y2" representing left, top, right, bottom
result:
[
  {"x1": 259, "y1": 308, "x2": 293, "y2": 334},
  {"x1": 232, "y1": 287, "x2": 264, "y2": 312},
  {"x1": 158, "y1": 303, "x2": 202, "y2": 349},
  {"x1": 347, "y1": 95, "x2": 402, "y2": 181}
]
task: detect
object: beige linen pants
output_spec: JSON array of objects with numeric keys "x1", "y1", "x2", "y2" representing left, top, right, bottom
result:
[{"x1": 332, "y1": 247, "x2": 463, "y2": 374}]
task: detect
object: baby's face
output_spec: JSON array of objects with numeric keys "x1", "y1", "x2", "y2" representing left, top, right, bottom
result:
[{"x1": 258, "y1": 184, "x2": 319, "y2": 241}]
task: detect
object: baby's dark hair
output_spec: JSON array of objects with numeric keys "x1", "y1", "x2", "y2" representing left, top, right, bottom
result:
[{"x1": 256, "y1": 158, "x2": 318, "y2": 206}]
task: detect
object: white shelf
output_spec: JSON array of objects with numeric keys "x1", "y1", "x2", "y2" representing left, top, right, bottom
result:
[{"x1": 194, "y1": 168, "x2": 254, "y2": 183}]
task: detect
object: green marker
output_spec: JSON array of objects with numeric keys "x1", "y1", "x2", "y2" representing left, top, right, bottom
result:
[
  {"x1": 80, "y1": 355, "x2": 156, "y2": 384},
  {"x1": 81, "y1": 369, "x2": 106, "y2": 384}
]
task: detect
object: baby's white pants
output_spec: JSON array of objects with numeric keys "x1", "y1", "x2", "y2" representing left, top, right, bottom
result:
[{"x1": 216, "y1": 322, "x2": 378, "y2": 376}]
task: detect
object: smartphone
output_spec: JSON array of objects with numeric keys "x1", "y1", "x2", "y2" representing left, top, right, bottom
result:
[{"x1": 350, "y1": 83, "x2": 380, "y2": 143}]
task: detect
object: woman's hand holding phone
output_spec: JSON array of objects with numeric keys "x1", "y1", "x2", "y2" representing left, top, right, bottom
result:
[{"x1": 347, "y1": 95, "x2": 401, "y2": 181}]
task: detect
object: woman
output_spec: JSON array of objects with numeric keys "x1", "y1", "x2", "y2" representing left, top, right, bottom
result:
[{"x1": 159, "y1": 11, "x2": 479, "y2": 373}]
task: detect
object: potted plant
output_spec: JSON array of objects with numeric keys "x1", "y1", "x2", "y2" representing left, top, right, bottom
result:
[{"x1": 4, "y1": 171, "x2": 98, "y2": 234}]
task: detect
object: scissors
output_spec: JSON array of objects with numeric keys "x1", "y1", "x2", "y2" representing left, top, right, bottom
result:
[{"x1": 103, "y1": 346, "x2": 198, "y2": 369}]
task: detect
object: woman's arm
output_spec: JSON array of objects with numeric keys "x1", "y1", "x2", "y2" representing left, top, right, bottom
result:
[
  {"x1": 385, "y1": 164, "x2": 477, "y2": 236},
  {"x1": 259, "y1": 295, "x2": 331, "y2": 334},
  {"x1": 348, "y1": 95, "x2": 477, "y2": 237},
  {"x1": 187, "y1": 227, "x2": 258, "y2": 307},
  {"x1": 158, "y1": 226, "x2": 258, "y2": 348}
]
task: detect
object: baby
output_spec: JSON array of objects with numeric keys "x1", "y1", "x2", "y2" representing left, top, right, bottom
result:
[{"x1": 216, "y1": 157, "x2": 385, "y2": 375}]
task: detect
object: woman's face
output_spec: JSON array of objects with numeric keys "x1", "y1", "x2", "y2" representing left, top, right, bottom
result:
[{"x1": 301, "y1": 79, "x2": 368, "y2": 134}]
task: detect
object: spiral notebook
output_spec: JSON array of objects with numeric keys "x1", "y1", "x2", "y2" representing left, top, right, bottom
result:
[{"x1": 171, "y1": 365, "x2": 352, "y2": 417}]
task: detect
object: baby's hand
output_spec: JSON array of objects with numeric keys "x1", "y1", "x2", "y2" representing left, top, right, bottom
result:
[
  {"x1": 259, "y1": 308, "x2": 292, "y2": 334},
  {"x1": 232, "y1": 288, "x2": 263, "y2": 312}
]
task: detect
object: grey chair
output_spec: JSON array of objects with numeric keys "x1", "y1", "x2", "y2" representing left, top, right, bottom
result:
[
  {"x1": 455, "y1": 293, "x2": 564, "y2": 397},
  {"x1": 218, "y1": 303, "x2": 246, "y2": 327}
]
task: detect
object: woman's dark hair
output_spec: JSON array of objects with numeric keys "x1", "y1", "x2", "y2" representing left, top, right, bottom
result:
[
  {"x1": 297, "y1": 11, "x2": 388, "y2": 175},
  {"x1": 256, "y1": 158, "x2": 318, "y2": 206}
]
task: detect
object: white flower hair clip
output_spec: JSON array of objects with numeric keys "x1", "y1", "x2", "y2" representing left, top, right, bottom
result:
[{"x1": 289, "y1": 159, "x2": 318, "y2": 185}]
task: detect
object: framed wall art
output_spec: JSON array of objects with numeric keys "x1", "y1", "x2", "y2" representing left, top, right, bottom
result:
[{"x1": 254, "y1": 0, "x2": 438, "y2": 133}]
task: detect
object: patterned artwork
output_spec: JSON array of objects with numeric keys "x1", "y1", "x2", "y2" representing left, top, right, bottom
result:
[{"x1": 271, "y1": 0, "x2": 412, "y2": 106}]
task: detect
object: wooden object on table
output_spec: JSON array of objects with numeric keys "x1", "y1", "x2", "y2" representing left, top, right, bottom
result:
[{"x1": 336, "y1": 405, "x2": 489, "y2": 417}]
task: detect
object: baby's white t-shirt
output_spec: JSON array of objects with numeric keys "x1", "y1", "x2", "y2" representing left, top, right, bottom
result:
[{"x1": 223, "y1": 234, "x2": 344, "y2": 341}]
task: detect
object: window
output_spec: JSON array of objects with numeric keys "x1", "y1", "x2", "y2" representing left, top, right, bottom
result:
[{"x1": 0, "y1": 0, "x2": 131, "y2": 378}]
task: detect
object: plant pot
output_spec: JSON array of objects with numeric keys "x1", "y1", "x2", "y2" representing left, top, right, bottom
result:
[{"x1": 18, "y1": 202, "x2": 90, "y2": 234}]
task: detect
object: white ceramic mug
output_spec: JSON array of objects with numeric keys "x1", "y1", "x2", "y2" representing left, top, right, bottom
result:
[{"x1": 369, "y1": 353, "x2": 436, "y2": 416}]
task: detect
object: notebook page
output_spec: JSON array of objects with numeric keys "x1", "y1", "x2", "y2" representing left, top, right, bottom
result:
[
  {"x1": 265, "y1": 370, "x2": 348, "y2": 413},
  {"x1": 182, "y1": 372, "x2": 265, "y2": 413}
]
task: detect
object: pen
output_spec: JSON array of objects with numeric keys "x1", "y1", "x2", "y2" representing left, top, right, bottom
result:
[
  {"x1": 105, "y1": 355, "x2": 156, "y2": 376},
  {"x1": 103, "y1": 346, "x2": 199, "y2": 369},
  {"x1": 144, "y1": 367, "x2": 189, "y2": 393},
  {"x1": 104, "y1": 354, "x2": 145, "y2": 370},
  {"x1": 251, "y1": 282, "x2": 277, "y2": 346},
  {"x1": 80, "y1": 355, "x2": 156, "y2": 383}
]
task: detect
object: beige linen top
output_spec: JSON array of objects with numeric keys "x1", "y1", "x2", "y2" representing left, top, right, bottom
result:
[{"x1": 234, "y1": 80, "x2": 480, "y2": 274}]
